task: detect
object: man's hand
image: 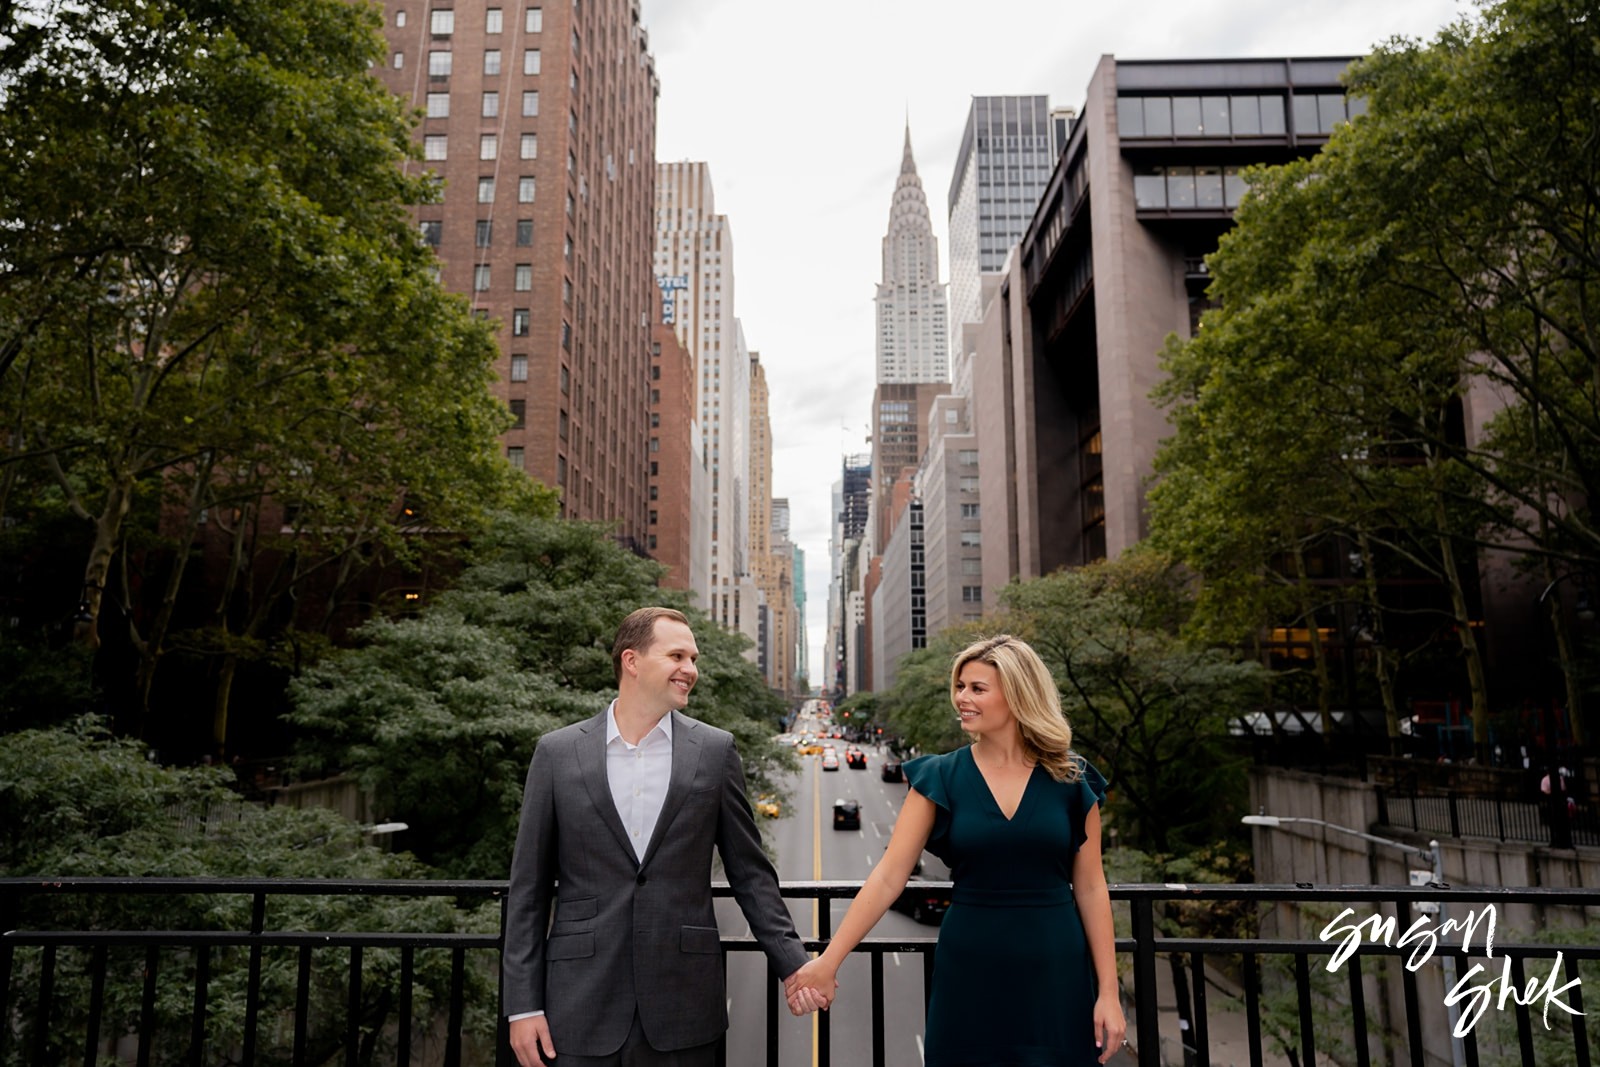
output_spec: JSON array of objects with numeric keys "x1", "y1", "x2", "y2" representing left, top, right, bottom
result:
[
  {"x1": 509, "y1": 1015, "x2": 556, "y2": 1066},
  {"x1": 784, "y1": 960, "x2": 838, "y2": 1016}
]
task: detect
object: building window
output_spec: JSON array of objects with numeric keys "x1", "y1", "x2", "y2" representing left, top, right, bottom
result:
[
  {"x1": 419, "y1": 220, "x2": 442, "y2": 246},
  {"x1": 480, "y1": 134, "x2": 498, "y2": 160},
  {"x1": 522, "y1": 90, "x2": 539, "y2": 117},
  {"x1": 525, "y1": 7, "x2": 542, "y2": 32},
  {"x1": 558, "y1": 410, "x2": 568, "y2": 439},
  {"x1": 959, "y1": 449, "x2": 979, "y2": 465},
  {"x1": 962, "y1": 586, "x2": 983, "y2": 603},
  {"x1": 561, "y1": 321, "x2": 571, "y2": 350},
  {"x1": 516, "y1": 219, "x2": 533, "y2": 246},
  {"x1": 485, "y1": 7, "x2": 502, "y2": 32},
  {"x1": 561, "y1": 278, "x2": 571, "y2": 304},
  {"x1": 649, "y1": 510, "x2": 658, "y2": 525},
  {"x1": 428, "y1": 50, "x2": 451, "y2": 76},
  {"x1": 424, "y1": 134, "x2": 447, "y2": 160},
  {"x1": 959, "y1": 476, "x2": 979, "y2": 492},
  {"x1": 393, "y1": 51, "x2": 404, "y2": 68},
  {"x1": 482, "y1": 49, "x2": 501, "y2": 75},
  {"x1": 650, "y1": 389, "x2": 659, "y2": 404},
  {"x1": 510, "y1": 354, "x2": 528, "y2": 382},
  {"x1": 512, "y1": 308, "x2": 530, "y2": 335},
  {"x1": 473, "y1": 264, "x2": 491, "y2": 291},
  {"x1": 961, "y1": 503, "x2": 981, "y2": 519},
  {"x1": 556, "y1": 456, "x2": 566, "y2": 485},
  {"x1": 519, "y1": 176, "x2": 536, "y2": 203},
  {"x1": 477, "y1": 177, "x2": 495, "y2": 202},
  {"x1": 520, "y1": 133, "x2": 538, "y2": 159},
  {"x1": 649, "y1": 485, "x2": 658, "y2": 500},
  {"x1": 648, "y1": 535, "x2": 657, "y2": 550},
  {"x1": 563, "y1": 234, "x2": 572, "y2": 260},
  {"x1": 559, "y1": 365, "x2": 569, "y2": 393},
  {"x1": 395, "y1": 10, "x2": 407, "y2": 26},
  {"x1": 514, "y1": 263, "x2": 532, "y2": 290},
  {"x1": 482, "y1": 91, "x2": 499, "y2": 117},
  {"x1": 649, "y1": 438, "x2": 660, "y2": 453},
  {"x1": 507, "y1": 446, "x2": 524, "y2": 469},
  {"x1": 650, "y1": 413, "x2": 660, "y2": 428},
  {"x1": 960, "y1": 531, "x2": 981, "y2": 547},
  {"x1": 523, "y1": 48, "x2": 541, "y2": 75},
  {"x1": 509, "y1": 399, "x2": 526, "y2": 429},
  {"x1": 962, "y1": 559, "x2": 983, "y2": 575},
  {"x1": 475, "y1": 219, "x2": 492, "y2": 246},
  {"x1": 426, "y1": 92, "x2": 450, "y2": 118},
  {"x1": 430, "y1": 9, "x2": 454, "y2": 34}
]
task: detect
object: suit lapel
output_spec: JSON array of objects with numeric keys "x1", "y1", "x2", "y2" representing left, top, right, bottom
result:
[
  {"x1": 639, "y1": 711, "x2": 704, "y2": 870},
  {"x1": 577, "y1": 710, "x2": 637, "y2": 866}
]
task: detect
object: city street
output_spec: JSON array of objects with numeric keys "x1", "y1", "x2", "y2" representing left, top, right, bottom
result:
[{"x1": 718, "y1": 722, "x2": 945, "y2": 1066}]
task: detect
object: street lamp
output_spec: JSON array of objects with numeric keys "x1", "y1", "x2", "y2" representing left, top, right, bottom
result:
[{"x1": 1243, "y1": 814, "x2": 1464, "y2": 1067}]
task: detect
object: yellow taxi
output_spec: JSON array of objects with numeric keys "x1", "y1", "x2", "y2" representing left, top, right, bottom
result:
[{"x1": 755, "y1": 794, "x2": 782, "y2": 819}]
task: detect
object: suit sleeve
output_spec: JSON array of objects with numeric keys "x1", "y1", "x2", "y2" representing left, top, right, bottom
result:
[
  {"x1": 714, "y1": 737, "x2": 809, "y2": 979},
  {"x1": 502, "y1": 737, "x2": 559, "y2": 1016}
]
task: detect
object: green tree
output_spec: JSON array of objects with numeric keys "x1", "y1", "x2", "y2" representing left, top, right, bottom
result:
[
  {"x1": 0, "y1": 0, "x2": 543, "y2": 752},
  {"x1": 1152, "y1": 0, "x2": 1600, "y2": 753},
  {"x1": 0, "y1": 720, "x2": 499, "y2": 1066},
  {"x1": 287, "y1": 514, "x2": 796, "y2": 877}
]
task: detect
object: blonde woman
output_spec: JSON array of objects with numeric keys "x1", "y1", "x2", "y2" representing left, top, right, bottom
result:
[{"x1": 788, "y1": 635, "x2": 1126, "y2": 1065}]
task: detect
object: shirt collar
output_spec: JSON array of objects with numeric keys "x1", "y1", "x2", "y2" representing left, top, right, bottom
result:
[{"x1": 605, "y1": 700, "x2": 674, "y2": 747}]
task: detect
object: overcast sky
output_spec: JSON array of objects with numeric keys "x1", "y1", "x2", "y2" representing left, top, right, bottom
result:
[{"x1": 636, "y1": 0, "x2": 1469, "y2": 682}]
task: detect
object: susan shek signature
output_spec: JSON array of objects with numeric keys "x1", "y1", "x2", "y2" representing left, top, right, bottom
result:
[{"x1": 1320, "y1": 905, "x2": 1585, "y2": 1038}]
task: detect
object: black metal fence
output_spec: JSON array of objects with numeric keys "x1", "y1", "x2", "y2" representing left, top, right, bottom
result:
[
  {"x1": 4, "y1": 878, "x2": 1599, "y2": 1067},
  {"x1": 1377, "y1": 786, "x2": 1600, "y2": 847}
]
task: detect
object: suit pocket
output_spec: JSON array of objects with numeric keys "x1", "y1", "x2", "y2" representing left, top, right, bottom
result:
[
  {"x1": 546, "y1": 933, "x2": 595, "y2": 961},
  {"x1": 554, "y1": 895, "x2": 598, "y2": 922},
  {"x1": 680, "y1": 925, "x2": 722, "y2": 954}
]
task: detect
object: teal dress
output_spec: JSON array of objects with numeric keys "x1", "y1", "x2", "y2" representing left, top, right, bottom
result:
[{"x1": 904, "y1": 746, "x2": 1108, "y2": 1067}]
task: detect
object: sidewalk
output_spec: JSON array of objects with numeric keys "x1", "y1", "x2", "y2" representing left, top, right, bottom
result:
[{"x1": 1124, "y1": 955, "x2": 1293, "y2": 1067}]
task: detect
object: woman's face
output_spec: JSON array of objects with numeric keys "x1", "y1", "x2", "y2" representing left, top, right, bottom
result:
[{"x1": 953, "y1": 659, "x2": 1015, "y2": 740}]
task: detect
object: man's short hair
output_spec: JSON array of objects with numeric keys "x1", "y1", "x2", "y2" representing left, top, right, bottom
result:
[{"x1": 612, "y1": 607, "x2": 691, "y2": 684}]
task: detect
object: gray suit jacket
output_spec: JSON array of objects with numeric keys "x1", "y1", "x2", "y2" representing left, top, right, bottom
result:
[{"x1": 502, "y1": 709, "x2": 808, "y2": 1055}]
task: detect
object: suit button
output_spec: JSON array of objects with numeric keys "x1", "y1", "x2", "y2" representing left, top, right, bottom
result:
[{"x1": 636, "y1": 873, "x2": 647, "y2": 886}]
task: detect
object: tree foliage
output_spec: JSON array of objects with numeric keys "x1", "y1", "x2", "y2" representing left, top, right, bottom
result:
[
  {"x1": 0, "y1": 0, "x2": 549, "y2": 753},
  {"x1": 1150, "y1": 0, "x2": 1600, "y2": 749},
  {"x1": 0, "y1": 720, "x2": 499, "y2": 1066},
  {"x1": 286, "y1": 514, "x2": 796, "y2": 878}
]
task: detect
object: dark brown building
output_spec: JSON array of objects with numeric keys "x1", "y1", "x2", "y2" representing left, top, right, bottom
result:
[{"x1": 377, "y1": 0, "x2": 659, "y2": 540}]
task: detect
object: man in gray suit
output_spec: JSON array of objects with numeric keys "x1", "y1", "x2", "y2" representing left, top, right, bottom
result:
[{"x1": 504, "y1": 607, "x2": 825, "y2": 1065}]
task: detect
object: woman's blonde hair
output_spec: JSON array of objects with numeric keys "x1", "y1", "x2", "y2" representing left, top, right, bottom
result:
[{"x1": 950, "y1": 634, "x2": 1081, "y2": 782}]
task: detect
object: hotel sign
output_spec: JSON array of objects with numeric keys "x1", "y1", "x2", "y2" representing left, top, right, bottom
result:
[{"x1": 656, "y1": 275, "x2": 689, "y2": 324}]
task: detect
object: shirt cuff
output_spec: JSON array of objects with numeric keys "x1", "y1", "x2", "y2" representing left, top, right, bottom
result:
[{"x1": 508, "y1": 1011, "x2": 545, "y2": 1021}]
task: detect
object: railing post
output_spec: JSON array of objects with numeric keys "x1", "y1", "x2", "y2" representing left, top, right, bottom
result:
[
  {"x1": 1448, "y1": 791, "x2": 1461, "y2": 839},
  {"x1": 1131, "y1": 895, "x2": 1159, "y2": 1064}
]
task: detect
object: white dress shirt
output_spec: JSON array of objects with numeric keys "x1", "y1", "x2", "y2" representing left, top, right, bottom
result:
[
  {"x1": 509, "y1": 703, "x2": 674, "y2": 1023},
  {"x1": 604, "y1": 701, "x2": 674, "y2": 862}
]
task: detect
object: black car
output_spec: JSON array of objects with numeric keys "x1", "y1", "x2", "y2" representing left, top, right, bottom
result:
[
  {"x1": 890, "y1": 879, "x2": 950, "y2": 925},
  {"x1": 881, "y1": 760, "x2": 904, "y2": 783},
  {"x1": 846, "y1": 748, "x2": 868, "y2": 769},
  {"x1": 832, "y1": 798, "x2": 861, "y2": 830}
]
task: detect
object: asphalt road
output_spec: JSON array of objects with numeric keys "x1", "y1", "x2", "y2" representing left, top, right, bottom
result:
[{"x1": 718, "y1": 738, "x2": 944, "y2": 1067}]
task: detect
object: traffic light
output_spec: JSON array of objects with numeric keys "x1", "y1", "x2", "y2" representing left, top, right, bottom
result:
[
  {"x1": 842, "y1": 711, "x2": 851, "y2": 718},
  {"x1": 876, "y1": 727, "x2": 883, "y2": 735}
]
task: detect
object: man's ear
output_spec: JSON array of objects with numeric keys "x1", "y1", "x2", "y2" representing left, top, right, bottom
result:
[{"x1": 619, "y1": 647, "x2": 638, "y2": 678}]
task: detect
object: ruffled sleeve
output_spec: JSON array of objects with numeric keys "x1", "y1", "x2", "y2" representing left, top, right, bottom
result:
[
  {"x1": 902, "y1": 752, "x2": 955, "y2": 864},
  {"x1": 1069, "y1": 756, "x2": 1109, "y2": 855}
]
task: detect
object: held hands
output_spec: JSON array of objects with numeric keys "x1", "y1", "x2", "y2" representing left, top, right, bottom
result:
[
  {"x1": 784, "y1": 959, "x2": 839, "y2": 1016},
  {"x1": 1093, "y1": 990, "x2": 1128, "y2": 1065}
]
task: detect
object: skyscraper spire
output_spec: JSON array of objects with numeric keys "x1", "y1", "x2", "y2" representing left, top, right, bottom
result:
[
  {"x1": 902, "y1": 119, "x2": 916, "y2": 175},
  {"x1": 876, "y1": 125, "x2": 948, "y2": 383}
]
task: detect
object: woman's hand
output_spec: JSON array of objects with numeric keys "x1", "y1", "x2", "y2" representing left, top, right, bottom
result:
[
  {"x1": 1093, "y1": 990, "x2": 1127, "y2": 1064},
  {"x1": 784, "y1": 958, "x2": 839, "y2": 1016}
]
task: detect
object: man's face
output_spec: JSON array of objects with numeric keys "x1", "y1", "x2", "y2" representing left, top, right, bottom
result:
[{"x1": 627, "y1": 618, "x2": 700, "y2": 710}]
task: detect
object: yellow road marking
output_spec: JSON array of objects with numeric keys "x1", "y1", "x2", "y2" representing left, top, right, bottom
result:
[{"x1": 812, "y1": 753, "x2": 821, "y2": 1066}]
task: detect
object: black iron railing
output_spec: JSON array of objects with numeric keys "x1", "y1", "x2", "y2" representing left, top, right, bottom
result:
[
  {"x1": 1377, "y1": 785, "x2": 1600, "y2": 847},
  {"x1": 4, "y1": 879, "x2": 1599, "y2": 1066}
]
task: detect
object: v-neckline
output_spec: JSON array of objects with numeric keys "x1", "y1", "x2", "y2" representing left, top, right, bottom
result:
[{"x1": 967, "y1": 746, "x2": 1036, "y2": 822}]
